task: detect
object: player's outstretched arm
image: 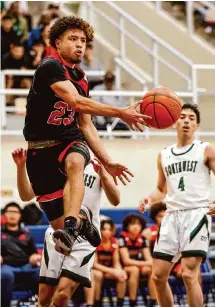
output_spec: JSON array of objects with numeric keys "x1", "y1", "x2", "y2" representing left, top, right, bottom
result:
[
  {"x1": 139, "y1": 153, "x2": 167, "y2": 213},
  {"x1": 205, "y1": 144, "x2": 215, "y2": 175},
  {"x1": 51, "y1": 80, "x2": 151, "y2": 132},
  {"x1": 11, "y1": 148, "x2": 35, "y2": 201},
  {"x1": 78, "y1": 113, "x2": 134, "y2": 185},
  {"x1": 205, "y1": 145, "x2": 215, "y2": 216},
  {"x1": 91, "y1": 158, "x2": 120, "y2": 206}
]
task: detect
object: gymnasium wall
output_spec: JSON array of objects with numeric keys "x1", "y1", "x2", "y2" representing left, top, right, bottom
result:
[{"x1": 2, "y1": 136, "x2": 215, "y2": 209}]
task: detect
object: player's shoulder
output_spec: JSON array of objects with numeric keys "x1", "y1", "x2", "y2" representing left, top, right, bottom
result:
[
  {"x1": 194, "y1": 140, "x2": 211, "y2": 150},
  {"x1": 38, "y1": 57, "x2": 65, "y2": 72},
  {"x1": 161, "y1": 143, "x2": 175, "y2": 155}
]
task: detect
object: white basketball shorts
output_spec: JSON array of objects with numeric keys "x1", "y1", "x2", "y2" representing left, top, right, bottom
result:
[
  {"x1": 153, "y1": 207, "x2": 211, "y2": 262},
  {"x1": 39, "y1": 226, "x2": 96, "y2": 287}
]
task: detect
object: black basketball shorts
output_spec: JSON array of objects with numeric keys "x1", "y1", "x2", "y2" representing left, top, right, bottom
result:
[{"x1": 26, "y1": 141, "x2": 90, "y2": 202}]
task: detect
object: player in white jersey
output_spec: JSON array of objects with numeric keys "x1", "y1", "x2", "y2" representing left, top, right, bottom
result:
[
  {"x1": 12, "y1": 149, "x2": 121, "y2": 307},
  {"x1": 139, "y1": 103, "x2": 215, "y2": 307}
]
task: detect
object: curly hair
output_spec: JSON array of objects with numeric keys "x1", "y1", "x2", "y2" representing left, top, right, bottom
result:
[
  {"x1": 122, "y1": 214, "x2": 146, "y2": 232},
  {"x1": 49, "y1": 16, "x2": 94, "y2": 48},
  {"x1": 149, "y1": 202, "x2": 167, "y2": 223}
]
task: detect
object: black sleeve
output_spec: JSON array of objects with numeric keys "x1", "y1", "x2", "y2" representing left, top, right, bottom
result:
[
  {"x1": 142, "y1": 236, "x2": 147, "y2": 248},
  {"x1": 118, "y1": 236, "x2": 126, "y2": 248},
  {"x1": 37, "y1": 58, "x2": 68, "y2": 87},
  {"x1": 27, "y1": 235, "x2": 38, "y2": 255}
]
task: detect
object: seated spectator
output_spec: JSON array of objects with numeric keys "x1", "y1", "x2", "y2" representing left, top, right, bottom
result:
[
  {"x1": 119, "y1": 214, "x2": 157, "y2": 307},
  {"x1": 7, "y1": 1, "x2": 29, "y2": 41},
  {"x1": 91, "y1": 219, "x2": 127, "y2": 307},
  {"x1": 1, "y1": 15, "x2": 19, "y2": 56},
  {"x1": 2, "y1": 41, "x2": 31, "y2": 90},
  {"x1": 142, "y1": 202, "x2": 166, "y2": 254},
  {"x1": 27, "y1": 14, "x2": 51, "y2": 50},
  {"x1": 1, "y1": 202, "x2": 41, "y2": 307},
  {"x1": 47, "y1": 3, "x2": 60, "y2": 20},
  {"x1": 80, "y1": 41, "x2": 104, "y2": 89},
  {"x1": 92, "y1": 71, "x2": 129, "y2": 131},
  {"x1": 25, "y1": 40, "x2": 46, "y2": 69}
]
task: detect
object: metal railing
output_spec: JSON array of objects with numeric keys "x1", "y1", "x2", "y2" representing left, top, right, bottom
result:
[
  {"x1": 155, "y1": 1, "x2": 215, "y2": 40},
  {"x1": 76, "y1": 1, "x2": 215, "y2": 107},
  {"x1": 81, "y1": 1, "x2": 194, "y2": 90},
  {"x1": 1, "y1": 69, "x2": 215, "y2": 138}
]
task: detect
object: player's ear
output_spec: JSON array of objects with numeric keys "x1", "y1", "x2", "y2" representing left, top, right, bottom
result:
[{"x1": 55, "y1": 39, "x2": 60, "y2": 49}]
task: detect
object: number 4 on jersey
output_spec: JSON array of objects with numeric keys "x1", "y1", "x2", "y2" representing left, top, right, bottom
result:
[{"x1": 178, "y1": 176, "x2": 185, "y2": 191}]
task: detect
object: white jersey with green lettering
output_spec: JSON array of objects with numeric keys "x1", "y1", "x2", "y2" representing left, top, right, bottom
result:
[
  {"x1": 82, "y1": 163, "x2": 102, "y2": 232},
  {"x1": 161, "y1": 140, "x2": 211, "y2": 211}
]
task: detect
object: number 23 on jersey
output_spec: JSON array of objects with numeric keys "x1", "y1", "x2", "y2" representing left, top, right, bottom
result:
[{"x1": 47, "y1": 101, "x2": 75, "y2": 126}]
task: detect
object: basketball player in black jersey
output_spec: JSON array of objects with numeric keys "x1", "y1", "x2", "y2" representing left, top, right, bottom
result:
[{"x1": 23, "y1": 16, "x2": 150, "y2": 254}]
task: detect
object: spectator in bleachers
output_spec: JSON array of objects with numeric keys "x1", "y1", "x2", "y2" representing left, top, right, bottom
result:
[
  {"x1": 1, "y1": 15, "x2": 19, "y2": 56},
  {"x1": 6, "y1": 2, "x2": 29, "y2": 41},
  {"x1": 1, "y1": 202, "x2": 41, "y2": 307},
  {"x1": 119, "y1": 214, "x2": 157, "y2": 307},
  {"x1": 92, "y1": 71, "x2": 129, "y2": 131},
  {"x1": 80, "y1": 41, "x2": 104, "y2": 90},
  {"x1": 2, "y1": 41, "x2": 31, "y2": 90},
  {"x1": 142, "y1": 202, "x2": 166, "y2": 255},
  {"x1": 25, "y1": 40, "x2": 46, "y2": 69},
  {"x1": 47, "y1": 3, "x2": 60, "y2": 20},
  {"x1": 27, "y1": 14, "x2": 51, "y2": 50},
  {"x1": 92, "y1": 219, "x2": 127, "y2": 307}
]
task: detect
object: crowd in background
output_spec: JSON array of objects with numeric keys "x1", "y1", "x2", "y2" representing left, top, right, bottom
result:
[
  {"x1": 0, "y1": 201, "x2": 181, "y2": 307},
  {"x1": 162, "y1": 1, "x2": 215, "y2": 46}
]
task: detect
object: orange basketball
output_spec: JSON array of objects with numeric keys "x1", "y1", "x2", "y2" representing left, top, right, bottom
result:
[{"x1": 140, "y1": 88, "x2": 182, "y2": 129}]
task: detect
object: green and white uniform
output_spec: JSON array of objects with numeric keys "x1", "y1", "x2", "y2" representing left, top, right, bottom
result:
[
  {"x1": 153, "y1": 140, "x2": 212, "y2": 261},
  {"x1": 39, "y1": 163, "x2": 102, "y2": 287}
]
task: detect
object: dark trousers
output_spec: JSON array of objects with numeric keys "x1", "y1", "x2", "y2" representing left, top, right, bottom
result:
[{"x1": 1, "y1": 263, "x2": 40, "y2": 307}]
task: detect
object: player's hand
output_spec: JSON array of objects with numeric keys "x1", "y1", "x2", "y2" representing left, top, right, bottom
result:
[
  {"x1": 103, "y1": 160, "x2": 134, "y2": 185},
  {"x1": 29, "y1": 253, "x2": 41, "y2": 266},
  {"x1": 12, "y1": 148, "x2": 27, "y2": 167},
  {"x1": 119, "y1": 101, "x2": 152, "y2": 132},
  {"x1": 91, "y1": 158, "x2": 105, "y2": 175},
  {"x1": 0, "y1": 255, "x2": 3, "y2": 264},
  {"x1": 112, "y1": 269, "x2": 127, "y2": 281},
  {"x1": 138, "y1": 197, "x2": 151, "y2": 213},
  {"x1": 207, "y1": 201, "x2": 215, "y2": 217}
]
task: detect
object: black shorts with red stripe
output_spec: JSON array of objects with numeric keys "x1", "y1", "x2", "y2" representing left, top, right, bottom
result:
[{"x1": 26, "y1": 140, "x2": 90, "y2": 202}]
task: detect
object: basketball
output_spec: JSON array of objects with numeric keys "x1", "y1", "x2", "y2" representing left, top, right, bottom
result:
[{"x1": 140, "y1": 88, "x2": 182, "y2": 129}]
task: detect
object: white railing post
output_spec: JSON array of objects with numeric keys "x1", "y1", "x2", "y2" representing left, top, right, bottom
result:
[
  {"x1": 115, "y1": 63, "x2": 121, "y2": 90},
  {"x1": 119, "y1": 15, "x2": 125, "y2": 59},
  {"x1": 0, "y1": 73, "x2": 7, "y2": 129},
  {"x1": 155, "y1": 1, "x2": 162, "y2": 12},
  {"x1": 152, "y1": 41, "x2": 159, "y2": 87},
  {"x1": 192, "y1": 65, "x2": 198, "y2": 105},
  {"x1": 186, "y1": 1, "x2": 194, "y2": 35}
]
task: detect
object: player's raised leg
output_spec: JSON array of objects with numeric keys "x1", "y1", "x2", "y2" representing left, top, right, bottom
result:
[
  {"x1": 152, "y1": 259, "x2": 174, "y2": 307},
  {"x1": 181, "y1": 257, "x2": 203, "y2": 307}
]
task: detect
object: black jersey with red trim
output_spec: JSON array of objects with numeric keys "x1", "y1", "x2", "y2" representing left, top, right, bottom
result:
[
  {"x1": 96, "y1": 237, "x2": 118, "y2": 267},
  {"x1": 118, "y1": 231, "x2": 147, "y2": 260},
  {"x1": 23, "y1": 53, "x2": 89, "y2": 141}
]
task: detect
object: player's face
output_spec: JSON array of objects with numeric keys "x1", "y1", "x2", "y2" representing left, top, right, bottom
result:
[
  {"x1": 101, "y1": 223, "x2": 113, "y2": 240},
  {"x1": 155, "y1": 210, "x2": 165, "y2": 226},
  {"x1": 127, "y1": 220, "x2": 142, "y2": 236},
  {"x1": 56, "y1": 29, "x2": 87, "y2": 64},
  {"x1": 5, "y1": 206, "x2": 21, "y2": 226},
  {"x1": 176, "y1": 109, "x2": 199, "y2": 138}
]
